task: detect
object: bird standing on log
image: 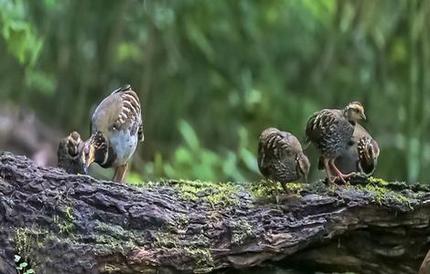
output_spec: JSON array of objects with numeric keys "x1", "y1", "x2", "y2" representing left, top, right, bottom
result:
[
  {"x1": 82, "y1": 84, "x2": 144, "y2": 183},
  {"x1": 306, "y1": 101, "x2": 366, "y2": 183},
  {"x1": 258, "y1": 128, "x2": 310, "y2": 193},
  {"x1": 318, "y1": 123, "x2": 380, "y2": 177}
]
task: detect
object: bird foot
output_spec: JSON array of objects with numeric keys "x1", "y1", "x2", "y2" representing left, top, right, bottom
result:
[
  {"x1": 329, "y1": 159, "x2": 355, "y2": 185},
  {"x1": 278, "y1": 193, "x2": 301, "y2": 204}
]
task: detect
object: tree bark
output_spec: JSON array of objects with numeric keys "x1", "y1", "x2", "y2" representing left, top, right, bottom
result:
[{"x1": 0, "y1": 152, "x2": 429, "y2": 274}]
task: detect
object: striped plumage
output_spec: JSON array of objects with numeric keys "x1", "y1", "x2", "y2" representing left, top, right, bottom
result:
[
  {"x1": 57, "y1": 131, "x2": 85, "y2": 174},
  {"x1": 82, "y1": 84, "x2": 144, "y2": 183},
  {"x1": 319, "y1": 123, "x2": 380, "y2": 176},
  {"x1": 306, "y1": 101, "x2": 366, "y2": 183},
  {"x1": 355, "y1": 124, "x2": 380, "y2": 175},
  {"x1": 258, "y1": 128, "x2": 310, "y2": 191}
]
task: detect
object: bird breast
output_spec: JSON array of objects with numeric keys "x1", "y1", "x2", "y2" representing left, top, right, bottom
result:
[{"x1": 109, "y1": 128, "x2": 139, "y2": 166}]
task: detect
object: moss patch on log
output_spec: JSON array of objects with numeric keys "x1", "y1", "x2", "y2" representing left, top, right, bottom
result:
[
  {"x1": 135, "y1": 179, "x2": 241, "y2": 206},
  {"x1": 357, "y1": 177, "x2": 413, "y2": 208}
]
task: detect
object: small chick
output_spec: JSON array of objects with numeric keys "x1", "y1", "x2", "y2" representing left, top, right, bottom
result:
[
  {"x1": 258, "y1": 128, "x2": 310, "y2": 193},
  {"x1": 57, "y1": 131, "x2": 85, "y2": 174}
]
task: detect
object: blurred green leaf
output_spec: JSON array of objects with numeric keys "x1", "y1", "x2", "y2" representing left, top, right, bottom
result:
[
  {"x1": 0, "y1": 0, "x2": 428, "y2": 183},
  {"x1": 179, "y1": 120, "x2": 200, "y2": 151},
  {"x1": 25, "y1": 69, "x2": 56, "y2": 95}
]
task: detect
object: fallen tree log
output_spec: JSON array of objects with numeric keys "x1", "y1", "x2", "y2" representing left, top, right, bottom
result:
[{"x1": 0, "y1": 152, "x2": 429, "y2": 274}]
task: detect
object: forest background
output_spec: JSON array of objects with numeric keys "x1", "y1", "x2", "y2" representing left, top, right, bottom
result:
[{"x1": 0, "y1": 0, "x2": 429, "y2": 184}]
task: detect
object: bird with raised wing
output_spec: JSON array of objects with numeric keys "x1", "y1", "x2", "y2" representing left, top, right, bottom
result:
[
  {"x1": 306, "y1": 101, "x2": 366, "y2": 183},
  {"x1": 318, "y1": 123, "x2": 380, "y2": 177},
  {"x1": 82, "y1": 84, "x2": 144, "y2": 183}
]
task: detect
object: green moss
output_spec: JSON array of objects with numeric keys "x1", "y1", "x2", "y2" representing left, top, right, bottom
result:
[
  {"x1": 14, "y1": 227, "x2": 49, "y2": 274},
  {"x1": 248, "y1": 180, "x2": 277, "y2": 200},
  {"x1": 65, "y1": 206, "x2": 74, "y2": 222},
  {"x1": 176, "y1": 214, "x2": 189, "y2": 229},
  {"x1": 52, "y1": 205, "x2": 76, "y2": 236},
  {"x1": 144, "y1": 179, "x2": 241, "y2": 206},
  {"x1": 283, "y1": 181, "x2": 304, "y2": 193},
  {"x1": 188, "y1": 234, "x2": 210, "y2": 247},
  {"x1": 15, "y1": 228, "x2": 33, "y2": 256},
  {"x1": 360, "y1": 182, "x2": 412, "y2": 208},
  {"x1": 231, "y1": 219, "x2": 254, "y2": 245},
  {"x1": 53, "y1": 215, "x2": 75, "y2": 235},
  {"x1": 248, "y1": 180, "x2": 304, "y2": 200},
  {"x1": 368, "y1": 176, "x2": 389, "y2": 185},
  {"x1": 184, "y1": 246, "x2": 214, "y2": 272},
  {"x1": 91, "y1": 221, "x2": 138, "y2": 252},
  {"x1": 154, "y1": 232, "x2": 178, "y2": 248}
]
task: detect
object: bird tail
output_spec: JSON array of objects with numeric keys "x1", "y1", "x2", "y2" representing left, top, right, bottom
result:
[
  {"x1": 112, "y1": 84, "x2": 132, "y2": 94},
  {"x1": 138, "y1": 123, "x2": 144, "y2": 142}
]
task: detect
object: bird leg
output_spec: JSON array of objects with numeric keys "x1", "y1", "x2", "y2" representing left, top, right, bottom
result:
[
  {"x1": 329, "y1": 159, "x2": 355, "y2": 184},
  {"x1": 112, "y1": 163, "x2": 128, "y2": 183},
  {"x1": 281, "y1": 182, "x2": 293, "y2": 195},
  {"x1": 323, "y1": 158, "x2": 336, "y2": 183}
]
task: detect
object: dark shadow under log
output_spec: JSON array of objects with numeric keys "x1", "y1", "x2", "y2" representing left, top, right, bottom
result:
[{"x1": 0, "y1": 152, "x2": 429, "y2": 274}]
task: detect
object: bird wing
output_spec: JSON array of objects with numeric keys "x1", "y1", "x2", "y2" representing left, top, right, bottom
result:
[
  {"x1": 306, "y1": 109, "x2": 342, "y2": 142},
  {"x1": 306, "y1": 109, "x2": 354, "y2": 155},
  {"x1": 257, "y1": 129, "x2": 302, "y2": 182},
  {"x1": 91, "y1": 85, "x2": 142, "y2": 137},
  {"x1": 352, "y1": 123, "x2": 370, "y2": 142}
]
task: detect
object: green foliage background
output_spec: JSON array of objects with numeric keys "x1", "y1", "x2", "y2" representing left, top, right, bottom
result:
[{"x1": 1, "y1": 0, "x2": 429, "y2": 183}]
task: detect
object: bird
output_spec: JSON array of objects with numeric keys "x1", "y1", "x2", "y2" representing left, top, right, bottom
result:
[
  {"x1": 258, "y1": 127, "x2": 310, "y2": 193},
  {"x1": 419, "y1": 249, "x2": 430, "y2": 274},
  {"x1": 81, "y1": 84, "x2": 144, "y2": 183},
  {"x1": 57, "y1": 131, "x2": 85, "y2": 174},
  {"x1": 318, "y1": 123, "x2": 380, "y2": 177},
  {"x1": 305, "y1": 101, "x2": 366, "y2": 183}
]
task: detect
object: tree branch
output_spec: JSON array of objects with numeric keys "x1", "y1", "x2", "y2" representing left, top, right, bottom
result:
[{"x1": 0, "y1": 152, "x2": 429, "y2": 274}]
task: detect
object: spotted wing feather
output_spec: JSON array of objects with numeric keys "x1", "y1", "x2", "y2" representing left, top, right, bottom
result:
[
  {"x1": 306, "y1": 109, "x2": 354, "y2": 158},
  {"x1": 91, "y1": 85, "x2": 142, "y2": 138},
  {"x1": 258, "y1": 128, "x2": 303, "y2": 183}
]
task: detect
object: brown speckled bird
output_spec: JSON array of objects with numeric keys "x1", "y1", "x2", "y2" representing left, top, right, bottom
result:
[
  {"x1": 306, "y1": 101, "x2": 366, "y2": 183},
  {"x1": 319, "y1": 123, "x2": 380, "y2": 177},
  {"x1": 82, "y1": 84, "x2": 144, "y2": 183},
  {"x1": 258, "y1": 128, "x2": 310, "y2": 192},
  {"x1": 57, "y1": 131, "x2": 85, "y2": 174}
]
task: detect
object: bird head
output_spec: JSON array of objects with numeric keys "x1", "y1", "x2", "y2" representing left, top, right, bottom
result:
[
  {"x1": 344, "y1": 101, "x2": 366, "y2": 123},
  {"x1": 66, "y1": 131, "x2": 82, "y2": 158},
  {"x1": 81, "y1": 131, "x2": 108, "y2": 173},
  {"x1": 296, "y1": 152, "x2": 311, "y2": 183},
  {"x1": 57, "y1": 131, "x2": 85, "y2": 174}
]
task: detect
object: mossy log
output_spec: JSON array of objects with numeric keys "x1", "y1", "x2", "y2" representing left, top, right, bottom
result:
[{"x1": 0, "y1": 152, "x2": 430, "y2": 274}]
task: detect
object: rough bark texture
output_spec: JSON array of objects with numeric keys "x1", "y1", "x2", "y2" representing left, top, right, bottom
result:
[{"x1": 0, "y1": 152, "x2": 429, "y2": 274}]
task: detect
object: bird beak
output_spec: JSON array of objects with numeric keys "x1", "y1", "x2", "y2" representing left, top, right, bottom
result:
[
  {"x1": 82, "y1": 143, "x2": 95, "y2": 174},
  {"x1": 361, "y1": 113, "x2": 367, "y2": 120}
]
